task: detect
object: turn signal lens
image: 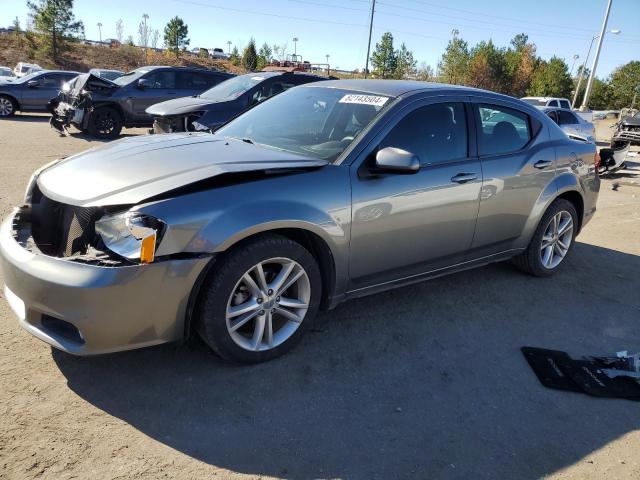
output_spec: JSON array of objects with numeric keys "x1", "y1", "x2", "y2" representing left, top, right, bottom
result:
[
  {"x1": 594, "y1": 151, "x2": 601, "y2": 170},
  {"x1": 139, "y1": 233, "x2": 157, "y2": 264}
]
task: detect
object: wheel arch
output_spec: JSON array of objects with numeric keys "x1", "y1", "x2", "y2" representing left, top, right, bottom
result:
[
  {"x1": 89, "y1": 101, "x2": 126, "y2": 124},
  {"x1": 183, "y1": 227, "x2": 338, "y2": 340},
  {"x1": 0, "y1": 93, "x2": 20, "y2": 112}
]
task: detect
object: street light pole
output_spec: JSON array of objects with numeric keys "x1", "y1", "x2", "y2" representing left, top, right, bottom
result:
[
  {"x1": 569, "y1": 54, "x2": 579, "y2": 77},
  {"x1": 572, "y1": 37, "x2": 595, "y2": 108},
  {"x1": 97, "y1": 22, "x2": 102, "y2": 44},
  {"x1": 292, "y1": 37, "x2": 299, "y2": 57},
  {"x1": 227, "y1": 41, "x2": 232, "y2": 54},
  {"x1": 580, "y1": 0, "x2": 613, "y2": 111},
  {"x1": 364, "y1": 0, "x2": 376, "y2": 78}
]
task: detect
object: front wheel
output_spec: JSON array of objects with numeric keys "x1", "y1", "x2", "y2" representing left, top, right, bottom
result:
[
  {"x1": 196, "y1": 234, "x2": 321, "y2": 363},
  {"x1": 88, "y1": 106, "x2": 123, "y2": 139},
  {"x1": 513, "y1": 199, "x2": 578, "y2": 277}
]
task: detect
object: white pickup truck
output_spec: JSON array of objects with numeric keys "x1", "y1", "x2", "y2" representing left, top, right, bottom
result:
[{"x1": 521, "y1": 96, "x2": 593, "y2": 123}]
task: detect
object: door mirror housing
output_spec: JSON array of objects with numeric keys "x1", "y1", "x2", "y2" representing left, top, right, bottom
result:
[
  {"x1": 137, "y1": 78, "x2": 150, "y2": 89},
  {"x1": 374, "y1": 147, "x2": 420, "y2": 173},
  {"x1": 27, "y1": 80, "x2": 40, "y2": 88}
]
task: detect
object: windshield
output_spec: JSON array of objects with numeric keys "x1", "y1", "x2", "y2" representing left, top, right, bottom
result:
[
  {"x1": 113, "y1": 69, "x2": 149, "y2": 86},
  {"x1": 216, "y1": 86, "x2": 392, "y2": 162},
  {"x1": 522, "y1": 98, "x2": 547, "y2": 106},
  {"x1": 199, "y1": 74, "x2": 269, "y2": 101},
  {"x1": 0, "y1": 69, "x2": 12, "y2": 77}
]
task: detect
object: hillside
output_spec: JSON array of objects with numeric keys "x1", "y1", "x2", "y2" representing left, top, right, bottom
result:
[{"x1": 0, "y1": 34, "x2": 243, "y2": 74}]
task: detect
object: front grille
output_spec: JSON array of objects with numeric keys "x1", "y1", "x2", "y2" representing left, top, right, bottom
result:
[{"x1": 30, "y1": 185, "x2": 102, "y2": 257}]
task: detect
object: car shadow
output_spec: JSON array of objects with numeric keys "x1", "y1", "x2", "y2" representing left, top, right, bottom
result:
[
  {"x1": 2, "y1": 113, "x2": 50, "y2": 122},
  {"x1": 52, "y1": 242, "x2": 640, "y2": 479}
]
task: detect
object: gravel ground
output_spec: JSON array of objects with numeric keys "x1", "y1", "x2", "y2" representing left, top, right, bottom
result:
[{"x1": 0, "y1": 114, "x2": 639, "y2": 480}]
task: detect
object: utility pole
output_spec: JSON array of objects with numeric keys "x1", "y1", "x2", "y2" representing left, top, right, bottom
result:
[
  {"x1": 292, "y1": 37, "x2": 299, "y2": 57},
  {"x1": 364, "y1": 0, "x2": 376, "y2": 78},
  {"x1": 326, "y1": 54, "x2": 330, "y2": 75},
  {"x1": 580, "y1": 0, "x2": 613, "y2": 111},
  {"x1": 97, "y1": 22, "x2": 102, "y2": 44},
  {"x1": 227, "y1": 40, "x2": 232, "y2": 54}
]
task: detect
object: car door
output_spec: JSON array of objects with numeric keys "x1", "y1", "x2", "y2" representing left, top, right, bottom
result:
[
  {"x1": 21, "y1": 73, "x2": 66, "y2": 110},
  {"x1": 129, "y1": 70, "x2": 177, "y2": 121},
  {"x1": 348, "y1": 98, "x2": 482, "y2": 290},
  {"x1": 469, "y1": 99, "x2": 556, "y2": 257}
]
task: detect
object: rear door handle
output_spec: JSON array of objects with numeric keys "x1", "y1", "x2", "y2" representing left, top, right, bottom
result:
[
  {"x1": 534, "y1": 160, "x2": 552, "y2": 169},
  {"x1": 451, "y1": 173, "x2": 478, "y2": 184}
]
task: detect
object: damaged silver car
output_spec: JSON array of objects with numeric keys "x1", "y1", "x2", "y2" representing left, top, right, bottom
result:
[{"x1": 0, "y1": 80, "x2": 600, "y2": 363}]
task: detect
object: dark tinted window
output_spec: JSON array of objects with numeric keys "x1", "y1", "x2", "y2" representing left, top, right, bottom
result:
[
  {"x1": 559, "y1": 100, "x2": 571, "y2": 109},
  {"x1": 177, "y1": 71, "x2": 215, "y2": 89},
  {"x1": 144, "y1": 70, "x2": 176, "y2": 89},
  {"x1": 549, "y1": 100, "x2": 559, "y2": 107},
  {"x1": 250, "y1": 80, "x2": 297, "y2": 105},
  {"x1": 557, "y1": 110, "x2": 578, "y2": 125},
  {"x1": 546, "y1": 111, "x2": 558, "y2": 124},
  {"x1": 477, "y1": 105, "x2": 531, "y2": 156},
  {"x1": 39, "y1": 74, "x2": 67, "y2": 88},
  {"x1": 380, "y1": 103, "x2": 467, "y2": 166}
]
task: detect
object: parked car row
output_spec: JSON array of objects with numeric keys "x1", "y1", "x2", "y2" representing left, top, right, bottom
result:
[{"x1": 0, "y1": 78, "x2": 600, "y2": 362}]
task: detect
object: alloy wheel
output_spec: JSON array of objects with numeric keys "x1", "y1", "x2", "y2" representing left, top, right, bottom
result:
[
  {"x1": 540, "y1": 210, "x2": 573, "y2": 269},
  {"x1": 226, "y1": 257, "x2": 311, "y2": 352},
  {"x1": 0, "y1": 98, "x2": 14, "y2": 116}
]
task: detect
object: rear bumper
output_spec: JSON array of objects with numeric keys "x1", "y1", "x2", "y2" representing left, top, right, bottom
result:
[{"x1": 0, "y1": 209, "x2": 211, "y2": 355}]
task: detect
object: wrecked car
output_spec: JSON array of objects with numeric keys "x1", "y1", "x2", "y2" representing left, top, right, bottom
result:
[
  {"x1": 49, "y1": 66, "x2": 234, "y2": 138},
  {"x1": 146, "y1": 71, "x2": 332, "y2": 133},
  {"x1": 0, "y1": 80, "x2": 600, "y2": 363},
  {"x1": 612, "y1": 110, "x2": 640, "y2": 146}
]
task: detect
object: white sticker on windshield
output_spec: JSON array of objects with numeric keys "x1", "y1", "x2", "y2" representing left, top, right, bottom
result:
[
  {"x1": 251, "y1": 76, "x2": 265, "y2": 81},
  {"x1": 339, "y1": 94, "x2": 389, "y2": 107}
]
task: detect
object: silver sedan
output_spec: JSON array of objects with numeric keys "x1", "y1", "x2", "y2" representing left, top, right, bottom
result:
[{"x1": 0, "y1": 80, "x2": 600, "y2": 363}]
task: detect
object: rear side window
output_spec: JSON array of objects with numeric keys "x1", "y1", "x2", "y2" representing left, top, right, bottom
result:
[
  {"x1": 557, "y1": 110, "x2": 579, "y2": 125},
  {"x1": 559, "y1": 100, "x2": 571, "y2": 109},
  {"x1": 380, "y1": 103, "x2": 468, "y2": 166},
  {"x1": 548, "y1": 100, "x2": 559, "y2": 107},
  {"x1": 177, "y1": 72, "x2": 210, "y2": 89},
  {"x1": 477, "y1": 105, "x2": 531, "y2": 156}
]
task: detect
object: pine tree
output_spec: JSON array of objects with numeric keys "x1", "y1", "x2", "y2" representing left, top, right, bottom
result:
[
  {"x1": 241, "y1": 38, "x2": 258, "y2": 71},
  {"x1": 164, "y1": 16, "x2": 189, "y2": 58},
  {"x1": 27, "y1": 0, "x2": 84, "y2": 60},
  {"x1": 370, "y1": 32, "x2": 397, "y2": 79},
  {"x1": 438, "y1": 37, "x2": 470, "y2": 85}
]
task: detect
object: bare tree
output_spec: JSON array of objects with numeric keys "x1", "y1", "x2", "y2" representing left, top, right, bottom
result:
[
  {"x1": 115, "y1": 18, "x2": 124, "y2": 43},
  {"x1": 138, "y1": 14, "x2": 150, "y2": 48},
  {"x1": 150, "y1": 29, "x2": 160, "y2": 49}
]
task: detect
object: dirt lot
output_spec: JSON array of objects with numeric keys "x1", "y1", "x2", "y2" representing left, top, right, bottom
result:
[{"x1": 0, "y1": 115, "x2": 639, "y2": 480}]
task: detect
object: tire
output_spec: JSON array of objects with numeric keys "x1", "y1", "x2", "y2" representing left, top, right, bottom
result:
[
  {"x1": 196, "y1": 234, "x2": 322, "y2": 363},
  {"x1": 512, "y1": 198, "x2": 578, "y2": 277},
  {"x1": 88, "y1": 106, "x2": 123, "y2": 139},
  {"x1": 0, "y1": 95, "x2": 17, "y2": 117}
]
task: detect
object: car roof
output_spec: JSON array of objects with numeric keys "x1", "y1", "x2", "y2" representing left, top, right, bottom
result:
[
  {"x1": 140, "y1": 65, "x2": 228, "y2": 73},
  {"x1": 300, "y1": 79, "x2": 491, "y2": 97},
  {"x1": 36, "y1": 70, "x2": 80, "y2": 75}
]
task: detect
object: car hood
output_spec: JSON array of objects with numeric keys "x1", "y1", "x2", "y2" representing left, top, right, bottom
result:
[
  {"x1": 66, "y1": 72, "x2": 118, "y2": 98},
  {"x1": 622, "y1": 116, "x2": 640, "y2": 126},
  {"x1": 146, "y1": 96, "x2": 231, "y2": 116},
  {"x1": 37, "y1": 132, "x2": 327, "y2": 207}
]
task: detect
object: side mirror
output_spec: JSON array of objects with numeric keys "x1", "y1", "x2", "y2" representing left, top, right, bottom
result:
[
  {"x1": 27, "y1": 80, "x2": 39, "y2": 88},
  {"x1": 374, "y1": 147, "x2": 420, "y2": 173},
  {"x1": 137, "y1": 78, "x2": 150, "y2": 89}
]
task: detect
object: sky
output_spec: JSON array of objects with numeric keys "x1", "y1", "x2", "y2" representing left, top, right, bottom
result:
[{"x1": 2, "y1": 0, "x2": 639, "y2": 77}]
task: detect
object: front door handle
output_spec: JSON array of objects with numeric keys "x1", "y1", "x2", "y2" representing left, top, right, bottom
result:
[
  {"x1": 534, "y1": 160, "x2": 552, "y2": 169},
  {"x1": 451, "y1": 173, "x2": 478, "y2": 184}
]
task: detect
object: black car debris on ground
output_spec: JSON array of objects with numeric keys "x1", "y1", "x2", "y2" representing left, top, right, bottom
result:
[
  {"x1": 146, "y1": 71, "x2": 333, "y2": 134},
  {"x1": 0, "y1": 70, "x2": 79, "y2": 117},
  {"x1": 49, "y1": 66, "x2": 234, "y2": 139}
]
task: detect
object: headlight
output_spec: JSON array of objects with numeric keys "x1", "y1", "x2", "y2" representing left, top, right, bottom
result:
[{"x1": 95, "y1": 212, "x2": 166, "y2": 264}]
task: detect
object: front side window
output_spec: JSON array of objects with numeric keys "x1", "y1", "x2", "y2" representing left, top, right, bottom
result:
[
  {"x1": 144, "y1": 71, "x2": 176, "y2": 89},
  {"x1": 40, "y1": 75, "x2": 66, "y2": 88},
  {"x1": 559, "y1": 100, "x2": 571, "y2": 109},
  {"x1": 477, "y1": 105, "x2": 531, "y2": 156},
  {"x1": 380, "y1": 103, "x2": 467, "y2": 165},
  {"x1": 548, "y1": 100, "x2": 559, "y2": 107},
  {"x1": 216, "y1": 87, "x2": 391, "y2": 162}
]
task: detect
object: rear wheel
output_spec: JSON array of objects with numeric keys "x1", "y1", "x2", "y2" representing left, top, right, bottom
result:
[
  {"x1": 196, "y1": 234, "x2": 321, "y2": 363},
  {"x1": 0, "y1": 95, "x2": 17, "y2": 117},
  {"x1": 88, "y1": 106, "x2": 123, "y2": 139},
  {"x1": 513, "y1": 199, "x2": 578, "y2": 277}
]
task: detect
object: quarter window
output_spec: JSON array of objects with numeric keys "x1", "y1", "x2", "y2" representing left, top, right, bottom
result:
[
  {"x1": 477, "y1": 105, "x2": 531, "y2": 156},
  {"x1": 380, "y1": 103, "x2": 468, "y2": 166}
]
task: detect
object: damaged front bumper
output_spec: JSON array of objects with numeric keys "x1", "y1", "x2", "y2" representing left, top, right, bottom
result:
[
  {"x1": 49, "y1": 97, "x2": 87, "y2": 134},
  {"x1": 0, "y1": 209, "x2": 211, "y2": 355}
]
